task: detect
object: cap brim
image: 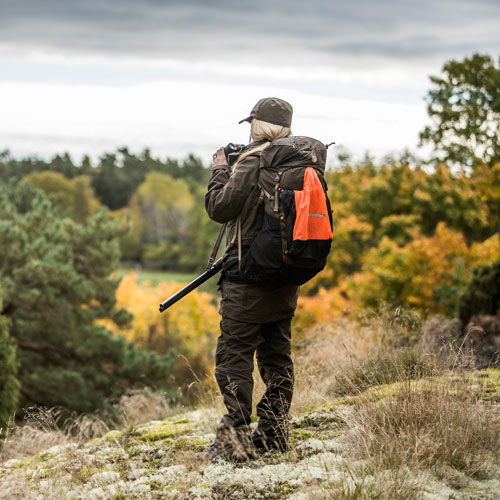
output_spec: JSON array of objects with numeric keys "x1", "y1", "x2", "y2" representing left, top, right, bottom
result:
[{"x1": 238, "y1": 116, "x2": 252, "y2": 124}]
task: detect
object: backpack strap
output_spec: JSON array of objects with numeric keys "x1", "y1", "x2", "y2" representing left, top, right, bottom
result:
[
  {"x1": 237, "y1": 216, "x2": 242, "y2": 270},
  {"x1": 260, "y1": 185, "x2": 273, "y2": 201},
  {"x1": 258, "y1": 187, "x2": 265, "y2": 204},
  {"x1": 273, "y1": 172, "x2": 283, "y2": 212},
  {"x1": 258, "y1": 176, "x2": 282, "y2": 213}
]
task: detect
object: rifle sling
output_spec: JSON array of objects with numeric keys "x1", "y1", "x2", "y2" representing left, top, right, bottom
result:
[{"x1": 207, "y1": 223, "x2": 227, "y2": 269}]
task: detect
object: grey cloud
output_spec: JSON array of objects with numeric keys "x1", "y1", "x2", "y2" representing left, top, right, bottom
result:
[
  {"x1": 0, "y1": 0, "x2": 499, "y2": 65},
  {"x1": 321, "y1": 38, "x2": 495, "y2": 60}
]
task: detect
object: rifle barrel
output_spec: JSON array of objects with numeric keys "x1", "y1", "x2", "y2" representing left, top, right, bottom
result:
[{"x1": 158, "y1": 258, "x2": 223, "y2": 312}]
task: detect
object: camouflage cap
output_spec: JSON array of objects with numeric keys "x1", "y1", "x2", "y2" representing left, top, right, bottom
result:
[{"x1": 238, "y1": 97, "x2": 293, "y2": 128}]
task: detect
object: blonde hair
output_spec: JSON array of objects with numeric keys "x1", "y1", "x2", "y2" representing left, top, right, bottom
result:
[{"x1": 236, "y1": 119, "x2": 292, "y2": 164}]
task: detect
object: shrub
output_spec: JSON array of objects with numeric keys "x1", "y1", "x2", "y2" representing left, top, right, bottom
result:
[{"x1": 458, "y1": 259, "x2": 500, "y2": 324}]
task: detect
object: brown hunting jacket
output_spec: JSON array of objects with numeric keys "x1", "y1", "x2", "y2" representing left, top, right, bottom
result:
[
  {"x1": 205, "y1": 140, "x2": 299, "y2": 322},
  {"x1": 205, "y1": 141, "x2": 266, "y2": 259}
]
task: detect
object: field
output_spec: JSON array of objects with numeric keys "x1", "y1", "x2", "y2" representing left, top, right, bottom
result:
[
  {"x1": 115, "y1": 268, "x2": 221, "y2": 296},
  {"x1": 116, "y1": 268, "x2": 197, "y2": 285}
]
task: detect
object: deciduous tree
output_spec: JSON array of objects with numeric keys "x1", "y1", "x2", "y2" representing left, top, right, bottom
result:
[
  {"x1": 136, "y1": 172, "x2": 195, "y2": 268},
  {"x1": 420, "y1": 54, "x2": 500, "y2": 167},
  {"x1": 347, "y1": 224, "x2": 500, "y2": 316},
  {"x1": 25, "y1": 171, "x2": 101, "y2": 222}
]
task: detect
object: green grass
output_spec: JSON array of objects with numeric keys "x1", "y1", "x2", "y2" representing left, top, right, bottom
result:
[
  {"x1": 115, "y1": 267, "x2": 220, "y2": 293},
  {"x1": 116, "y1": 268, "x2": 197, "y2": 285}
]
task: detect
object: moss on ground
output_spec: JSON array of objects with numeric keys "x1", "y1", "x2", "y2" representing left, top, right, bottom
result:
[
  {"x1": 158, "y1": 435, "x2": 210, "y2": 452},
  {"x1": 132, "y1": 415, "x2": 196, "y2": 442},
  {"x1": 324, "y1": 368, "x2": 500, "y2": 409},
  {"x1": 100, "y1": 430, "x2": 123, "y2": 442},
  {"x1": 289, "y1": 429, "x2": 316, "y2": 442},
  {"x1": 1, "y1": 370, "x2": 498, "y2": 499},
  {"x1": 75, "y1": 466, "x2": 102, "y2": 482}
]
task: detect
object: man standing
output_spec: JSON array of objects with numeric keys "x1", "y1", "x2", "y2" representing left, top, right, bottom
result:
[{"x1": 203, "y1": 97, "x2": 299, "y2": 461}]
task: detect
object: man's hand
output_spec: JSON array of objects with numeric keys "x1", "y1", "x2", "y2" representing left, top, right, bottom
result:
[{"x1": 212, "y1": 147, "x2": 227, "y2": 167}]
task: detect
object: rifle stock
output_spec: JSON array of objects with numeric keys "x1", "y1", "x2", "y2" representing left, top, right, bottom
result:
[{"x1": 158, "y1": 257, "x2": 224, "y2": 313}]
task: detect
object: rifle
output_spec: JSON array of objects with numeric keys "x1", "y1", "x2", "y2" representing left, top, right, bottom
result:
[{"x1": 159, "y1": 223, "x2": 226, "y2": 313}]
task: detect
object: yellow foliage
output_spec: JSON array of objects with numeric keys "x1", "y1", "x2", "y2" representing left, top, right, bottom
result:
[
  {"x1": 347, "y1": 223, "x2": 500, "y2": 315},
  {"x1": 138, "y1": 172, "x2": 194, "y2": 213},
  {"x1": 294, "y1": 283, "x2": 358, "y2": 335},
  {"x1": 303, "y1": 214, "x2": 372, "y2": 293},
  {"x1": 406, "y1": 223, "x2": 468, "y2": 312},
  {"x1": 413, "y1": 188, "x2": 432, "y2": 203},
  {"x1": 468, "y1": 233, "x2": 500, "y2": 268},
  {"x1": 103, "y1": 272, "x2": 220, "y2": 392}
]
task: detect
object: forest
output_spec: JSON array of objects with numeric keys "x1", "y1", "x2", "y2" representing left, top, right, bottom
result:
[{"x1": 1, "y1": 53, "x2": 499, "y2": 434}]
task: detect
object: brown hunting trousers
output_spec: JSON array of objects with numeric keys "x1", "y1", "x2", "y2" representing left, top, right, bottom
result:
[{"x1": 215, "y1": 314, "x2": 294, "y2": 434}]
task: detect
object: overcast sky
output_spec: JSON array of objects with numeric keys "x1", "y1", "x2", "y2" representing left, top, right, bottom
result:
[{"x1": 1, "y1": 0, "x2": 499, "y2": 164}]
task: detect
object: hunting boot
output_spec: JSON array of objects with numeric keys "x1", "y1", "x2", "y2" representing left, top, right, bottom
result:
[
  {"x1": 198, "y1": 419, "x2": 256, "y2": 462},
  {"x1": 252, "y1": 417, "x2": 289, "y2": 453},
  {"x1": 252, "y1": 428, "x2": 287, "y2": 453}
]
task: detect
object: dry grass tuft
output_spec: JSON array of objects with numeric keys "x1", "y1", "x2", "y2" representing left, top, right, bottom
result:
[
  {"x1": 330, "y1": 348, "x2": 438, "y2": 396},
  {"x1": 291, "y1": 318, "x2": 385, "y2": 413},
  {"x1": 348, "y1": 376, "x2": 500, "y2": 478},
  {"x1": 0, "y1": 407, "x2": 71, "y2": 462},
  {"x1": 291, "y1": 308, "x2": 425, "y2": 413},
  {"x1": 291, "y1": 310, "x2": 500, "y2": 494},
  {"x1": 316, "y1": 466, "x2": 422, "y2": 500},
  {"x1": 116, "y1": 388, "x2": 172, "y2": 426},
  {"x1": 0, "y1": 388, "x2": 174, "y2": 463}
]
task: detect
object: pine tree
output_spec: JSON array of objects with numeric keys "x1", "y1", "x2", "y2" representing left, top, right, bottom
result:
[
  {"x1": 0, "y1": 181, "x2": 176, "y2": 415},
  {"x1": 0, "y1": 307, "x2": 19, "y2": 435}
]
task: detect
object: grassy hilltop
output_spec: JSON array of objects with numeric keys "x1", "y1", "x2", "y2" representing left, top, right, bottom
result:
[{"x1": 1, "y1": 317, "x2": 499, "y2": 500}]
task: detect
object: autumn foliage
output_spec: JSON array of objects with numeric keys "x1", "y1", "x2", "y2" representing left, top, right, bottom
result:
[
  {"x1": 99, "y1": 156, "x2": 500, "y2": 368},
  {"x1": 293, "y1": 161, "x2": 500, "y2": 330},
  {"x1": 347, "y1": 224, "x2": 499, "y2": 316},
  {"x1": 104, "y1": 272, "x2": 220, "y2": 395}
]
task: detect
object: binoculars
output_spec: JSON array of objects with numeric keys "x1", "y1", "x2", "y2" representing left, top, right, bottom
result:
[{"x1": 224, "y1": 143, "x2": 245, "y2": 166}]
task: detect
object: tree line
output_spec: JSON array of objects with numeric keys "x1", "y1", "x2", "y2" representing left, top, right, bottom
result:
[{"x1": 0, "y1": 148, "x2": 220, "y2": 271}]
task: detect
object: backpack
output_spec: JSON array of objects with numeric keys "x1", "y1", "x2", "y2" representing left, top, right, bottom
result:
[{"x1": 237, "y1": 136, "x2": 333, "y2": 286}]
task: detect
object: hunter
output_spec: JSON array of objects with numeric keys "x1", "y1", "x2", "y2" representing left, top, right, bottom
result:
[{"x1": 202, "y1": 97, "x2": 299, "y2": 461}]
